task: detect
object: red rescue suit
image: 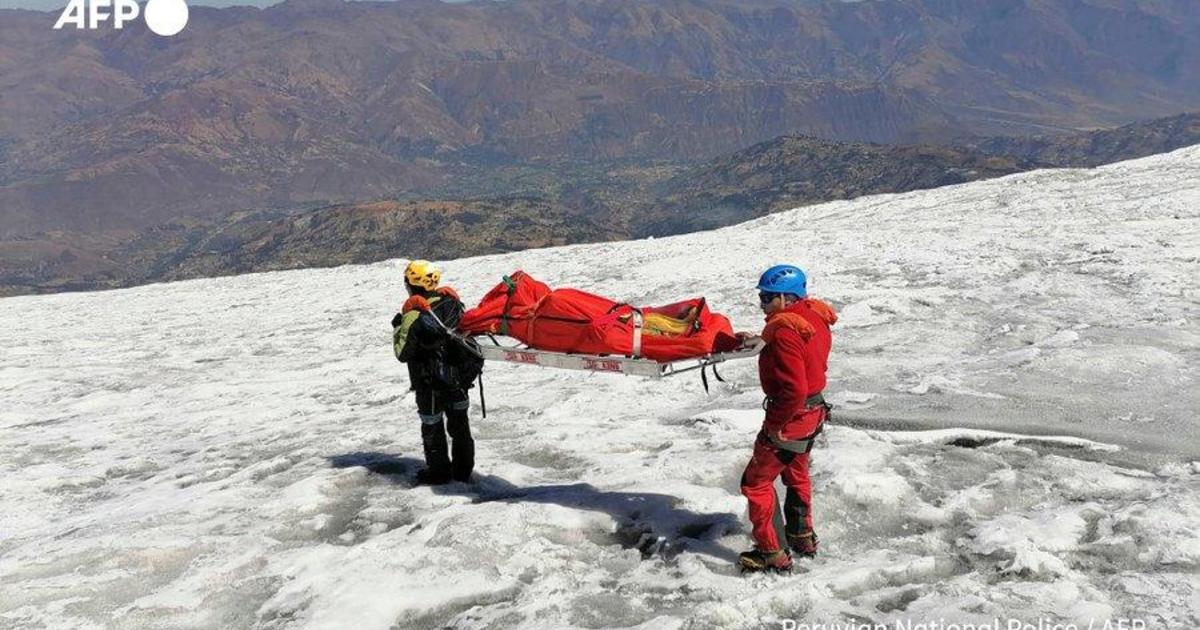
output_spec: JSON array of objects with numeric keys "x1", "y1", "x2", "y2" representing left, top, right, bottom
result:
[{"x1": 741, "y1": 298, "x2": 837, "y2": 552}]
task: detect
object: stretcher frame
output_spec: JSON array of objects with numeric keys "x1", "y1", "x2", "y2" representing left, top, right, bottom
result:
[{"x1": 474, "y1": 334, "x2": 765, "y2": 380}]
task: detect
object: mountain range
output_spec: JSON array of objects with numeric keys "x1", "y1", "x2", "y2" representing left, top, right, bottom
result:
[
  {"x1": 3, "y1": 110, "x2": 1198, "y2": 296},
  {"x1": 3, "y1": 0, "x2": 1200, "y2": 237},
  {"x1": 3, "y1": 0, "x2": 1200, "y2": 295}
]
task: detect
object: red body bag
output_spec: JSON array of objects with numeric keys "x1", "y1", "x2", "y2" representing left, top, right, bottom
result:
[{"x1": 458, "y1": 271, "x2": 739, "y2": 362}]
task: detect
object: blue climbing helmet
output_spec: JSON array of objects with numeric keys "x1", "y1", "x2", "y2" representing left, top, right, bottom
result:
[{"x1": 756, "y1": 264, "x2": 807, "y2": 298}]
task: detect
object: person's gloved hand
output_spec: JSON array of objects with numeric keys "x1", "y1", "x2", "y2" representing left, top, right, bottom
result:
[
  {"x1": 403, "y1": 295, "x2": 432, "y2": 313},
  {"x1": 735, "y1": 331, "x2": 758, "y2": 345}
]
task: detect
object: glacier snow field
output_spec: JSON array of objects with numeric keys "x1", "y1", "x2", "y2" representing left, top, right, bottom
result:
[{"x1": 2, "y1": 147, "x2": 1199, "y2": 628}]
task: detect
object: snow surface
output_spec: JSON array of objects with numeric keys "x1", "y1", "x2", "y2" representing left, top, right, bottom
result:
[{"x1": 2, "y1": 147, "x2": 1199, "y2": 629}]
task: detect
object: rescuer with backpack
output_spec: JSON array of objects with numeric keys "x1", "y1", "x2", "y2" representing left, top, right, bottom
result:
[
  {"x1": 738, "y1": 264, "x2": 837, "y2": 572},
  {"x1": 392, "y1": 260, "x2": 484, "y2": 485}
]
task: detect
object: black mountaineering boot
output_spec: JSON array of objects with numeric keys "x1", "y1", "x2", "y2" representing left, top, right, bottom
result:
[
  {"x1": 738, "y1": 548, "x2": 793, "y2": 573},
  {"x1": 415, "y1": 467, "x2": 452, "y2": 485},
  {"x1": 787, "y1": 531, "x2": 818, "y2": 558}
]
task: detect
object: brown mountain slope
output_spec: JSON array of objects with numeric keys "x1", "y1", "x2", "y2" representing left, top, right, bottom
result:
[
  {"x1": 634, "y1": 137, "x2": 1032, "y2": 236},
  {"x1": 4, "y1": 0, "x2": 1200, "y2": 238},
  {"x1": 973, "y1": 112, "x2": 1200, "y2": 167},
  {"x1": 637, "y1": 109, "x2": 1200, "y2": 237},
  {"x1": 0, "y1": 197, "x2": 625, "y2": 294},
  {"x1": 0, "y1": 1, "x2": 951, "y2": 236},
  {"x1": 141, "y1": 198, "x2": 625, "y2": 283},
  {"x1": 15, "y1": 106, "x2": 1200, "y2": 297},
  {"x1": 5, "y1": 108, "x2": 1200, "y2": 297}
]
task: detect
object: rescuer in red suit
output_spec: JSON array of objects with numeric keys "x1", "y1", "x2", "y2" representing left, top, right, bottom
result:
[{"x1": 738, "y1": 264, "x2": 837, "y2": 573}]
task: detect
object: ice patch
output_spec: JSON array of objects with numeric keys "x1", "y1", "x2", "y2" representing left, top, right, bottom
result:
[
  {"x1": 966, "y1": 508, "x2": 1090, "y2": 577},
  {"x1": 1039, "y1": 329, "x2": 1080, "y2": 348},
  {"x1": 900, "y1": 374, "x2": 1004, "y2": 399},
  {"x1": 838, "y1": 301, "x2": 893, "y2": 328},
  {"x1": 872, "y1": 428, "x2": 1122, "y2": 453},
  {"x1": 826, "y1": 390, "x2": 877, "y2": 407}
]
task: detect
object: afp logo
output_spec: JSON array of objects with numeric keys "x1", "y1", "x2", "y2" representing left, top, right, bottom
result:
[{"x1": 54, "y1": 0, "x2": 190, "y2": 37}]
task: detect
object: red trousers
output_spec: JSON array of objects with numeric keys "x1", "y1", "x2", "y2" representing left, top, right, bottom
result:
[{"x1": 740, "y1": 407, "x2": 824, "y2": 551}]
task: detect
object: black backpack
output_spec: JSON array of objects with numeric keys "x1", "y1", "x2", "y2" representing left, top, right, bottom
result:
[{"x1": 446, "y1": 335, "x2": 485, "y2": 390}]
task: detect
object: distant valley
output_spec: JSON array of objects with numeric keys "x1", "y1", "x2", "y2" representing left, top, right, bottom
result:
[{"x1": 3, "y1": 111, "x2": 1197, "y2": 296}]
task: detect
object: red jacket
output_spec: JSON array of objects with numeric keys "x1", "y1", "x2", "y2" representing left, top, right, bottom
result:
[{"x1": 758, "y1": 298, "x2": 837, "y2": 432}]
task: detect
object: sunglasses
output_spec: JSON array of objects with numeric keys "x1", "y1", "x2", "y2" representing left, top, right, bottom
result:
[{"x1": 759, "y1": 291, "x2": 781, "y2": 305}]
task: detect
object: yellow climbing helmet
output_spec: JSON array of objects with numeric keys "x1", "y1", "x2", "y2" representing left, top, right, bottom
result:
[{"x1": 404, "y1": 260, "x2": 441, "y2": 291}]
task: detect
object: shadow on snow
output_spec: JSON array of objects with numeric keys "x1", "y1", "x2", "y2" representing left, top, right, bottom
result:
[{"x1": 328, "y1": 451, "x2": 741, "y2": 563}]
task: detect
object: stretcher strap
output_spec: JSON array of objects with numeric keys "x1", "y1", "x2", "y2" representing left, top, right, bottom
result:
[
  {"x1": 699, "y1": 362, "x2": 727, "y2": 393},
  {"x1": 601, "y1": 303, "x2": 645, "y2": 359},
  {"x1": 631, "y1": 309, "x2": 644, "y2": 358}
]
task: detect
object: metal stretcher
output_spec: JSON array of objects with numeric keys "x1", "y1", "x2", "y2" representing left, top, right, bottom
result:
[{"x1": 474, "y1": 334, "x2": 765, "y2": 388}]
